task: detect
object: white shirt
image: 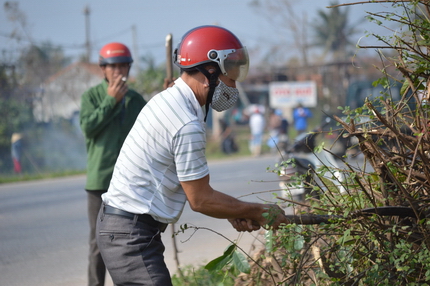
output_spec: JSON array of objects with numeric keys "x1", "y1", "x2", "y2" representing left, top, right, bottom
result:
[
  {"x1": 102, "y1": 78, "x2": 209, "y2": 224},
  {"x1": 249, "y1": 112, "x2": 265, "y2": 135}
]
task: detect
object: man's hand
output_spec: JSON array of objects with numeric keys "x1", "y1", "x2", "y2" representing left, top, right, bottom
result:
[
  {"x1": 107, "y1": 74, "x2": 128, "y2": 103},
  {"x1": 229, "y1": 205, "x2": 288, "y2": 232},
  {"x1": 259, "y1": 204, "x2": 288, "y2": 230},
  {"x1": 228, "y1": 218, "x2": 260, "y2": 232},
  {"x1": 163, "y1": 77, "x2": 176, "y2": 89}
]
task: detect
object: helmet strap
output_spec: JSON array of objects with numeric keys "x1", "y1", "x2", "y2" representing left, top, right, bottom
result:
[{"x1": 196, "y1": 66, "x2": 220, "y2": 122}]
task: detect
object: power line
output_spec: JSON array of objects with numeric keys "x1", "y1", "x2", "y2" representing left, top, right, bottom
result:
[
  {"x1": 0, "y1": 31, "x2": 86, "y2": 50},
  {"x1": 91, "y1": 27, "x2": 132, "y2": 45}
]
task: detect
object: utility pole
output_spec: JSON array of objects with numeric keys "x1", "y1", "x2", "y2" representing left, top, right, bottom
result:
[
  {"x1": 83, "y1": 5, "x2": 91, "y2": 63},
  {"x1": 132, "y1": 25, "x2": 140, "y2": 76}
]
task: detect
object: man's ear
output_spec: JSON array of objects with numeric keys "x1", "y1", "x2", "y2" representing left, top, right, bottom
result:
[
  {"x1": 100, "y1": 66, "x2": 108, "y2": 81},
  {"x1": 203, "y1": 76, "x2": 210, "y2": 87}
]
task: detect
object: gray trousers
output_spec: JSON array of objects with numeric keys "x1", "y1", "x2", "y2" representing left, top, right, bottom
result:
[
  {"x1": 87, "y1": 190, "x2": 107, "y2": 286},
  {"x1": 96, "y1": 205, "x2": 172, "y2": 286}
]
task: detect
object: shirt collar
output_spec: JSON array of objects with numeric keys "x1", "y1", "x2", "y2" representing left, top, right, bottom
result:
[{"x1": 174, "y1": 77, "x2": 205, "y2": 123}]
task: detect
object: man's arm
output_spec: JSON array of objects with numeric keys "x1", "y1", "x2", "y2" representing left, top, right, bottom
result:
[{"x1": 180, "y1": 174, "x2": 288, "y2": 231}]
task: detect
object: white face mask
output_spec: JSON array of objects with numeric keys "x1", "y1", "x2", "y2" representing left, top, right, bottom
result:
[{"x1": 211, "y1": 80, "x2": 239, "y2": 112}]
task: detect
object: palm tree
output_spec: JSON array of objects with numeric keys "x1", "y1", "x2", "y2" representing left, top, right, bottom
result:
[{"x1": 312, "y1": 1, "x2": 361, "y2": 61}]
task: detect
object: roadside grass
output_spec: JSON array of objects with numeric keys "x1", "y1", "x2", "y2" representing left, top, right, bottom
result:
[{"x1": 0, "y1": 169, "x2": 86, "y2": 184}]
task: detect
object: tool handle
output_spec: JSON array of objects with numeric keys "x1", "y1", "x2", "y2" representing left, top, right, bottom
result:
[
  {"x1": 165, "y1": 33, "x2": 173, "y2": 81},
  {"x1": 285, "y1": 214, "x2": 338, "y2": 225}
]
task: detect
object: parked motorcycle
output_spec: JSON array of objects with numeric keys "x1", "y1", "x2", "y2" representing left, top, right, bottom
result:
[{"x1": 278, "y1": 117, "x2": 345, "y2": 202}]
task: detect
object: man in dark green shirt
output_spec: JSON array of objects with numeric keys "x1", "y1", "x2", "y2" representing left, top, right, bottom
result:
[{"x1": 79, "y1": 42, "x2": 146, "y2": 286}]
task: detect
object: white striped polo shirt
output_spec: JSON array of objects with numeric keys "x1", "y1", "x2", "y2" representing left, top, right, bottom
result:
[{"x1": 102, "y1": 77, "x2": 209, "y2": 224}]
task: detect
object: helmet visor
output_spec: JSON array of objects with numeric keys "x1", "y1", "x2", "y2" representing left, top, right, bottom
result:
[{"x1": 208, "y1": 47, "x2": 249, "y2": 82}]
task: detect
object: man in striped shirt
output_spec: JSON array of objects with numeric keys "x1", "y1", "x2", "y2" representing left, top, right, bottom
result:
[{"x1": 96, "y1": 25, "x2": 288, "y2": 285}]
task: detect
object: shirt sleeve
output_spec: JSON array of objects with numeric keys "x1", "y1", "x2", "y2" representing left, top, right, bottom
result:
[{"x1": 173, "y1": 121, "x2": 209, "y2": 182}]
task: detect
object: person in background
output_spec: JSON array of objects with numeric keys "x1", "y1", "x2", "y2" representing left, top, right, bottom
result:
[
  {"x1": 278, "y1": 111, "x2": 290, "y2": 152},
  {"x1": 96, "y1": 25, "x2": 288, "y2": 286},
  {"x1": 266, "y1": 108, "x2": 283, "y2": 153},
  {"x1": 11, "y1": 133, "x2": 23, "y2": 173},
  {"x1": 280, "y1": 112, "x2": 289, "y2": 136},
  {"x1": 293, "y1": 103, "x2": 312, "y2": 134},
  {"x1": 219, "y1": 118, "x2": 238, "y2": 155},
  {"x1": 79, "y1": 42, "x2": 147, "y2": 286},
  {"x1": 249, "y1": 105, "x2": 266, "y2": 156}
]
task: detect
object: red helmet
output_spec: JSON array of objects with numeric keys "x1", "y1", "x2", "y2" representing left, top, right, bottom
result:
[
  {"x1": 99, "y1": 42, "x2": 133, "y2": 66},
  {"x1": 174, "y1": 25, "x2": 249, "y2": 82}
]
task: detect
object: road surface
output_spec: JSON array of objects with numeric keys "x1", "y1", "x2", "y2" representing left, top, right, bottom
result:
[{"x1": 0, "y1": 154, "x2": 284, "y2": 286}]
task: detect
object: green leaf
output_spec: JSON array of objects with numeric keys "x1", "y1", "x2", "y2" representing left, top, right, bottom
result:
[
  {"x1": 205, "y1": 244, "x2": 235, "y2": 272},
  {"x1": 400, "y1": 79, "x2": 410, "y2": 96},
  {"x1": 294, "y1": 235, "x2": 305, "y2": 250},
  {"x1": 265, "y1": 230, "x2": 274, "y2": 253},
  {"x1": 337, "y1": 229, "x2": 353, "y2": 246},
  {"x1": 232, "y1": 250, "x2": 251, "y2": 273}
]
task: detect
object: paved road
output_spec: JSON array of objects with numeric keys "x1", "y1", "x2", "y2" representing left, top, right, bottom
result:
[{"x1": 0, "y1": 154, "x2": 283, "y2": 286}]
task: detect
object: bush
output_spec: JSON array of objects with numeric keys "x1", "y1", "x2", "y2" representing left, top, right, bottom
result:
[{"x1": 200, "y1": 2, "x2": 430, "y2": 285}]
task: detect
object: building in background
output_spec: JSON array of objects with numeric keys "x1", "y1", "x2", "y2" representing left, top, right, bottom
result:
[{"x1": 33, "y1": 62, "x2": 104, "y2": 123}]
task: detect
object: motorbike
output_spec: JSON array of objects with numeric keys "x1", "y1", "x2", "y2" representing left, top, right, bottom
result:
[{"x1": 277, "y1": 117, "x2": 345, "y2": 202}]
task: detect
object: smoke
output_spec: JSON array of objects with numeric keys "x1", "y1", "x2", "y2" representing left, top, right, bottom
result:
[
  {"x1": 41, "y1": 121, "x2": 86, "y2": 171},
  {"x1": 21, "y1": 114, "x2": 87, "y2": 174}
]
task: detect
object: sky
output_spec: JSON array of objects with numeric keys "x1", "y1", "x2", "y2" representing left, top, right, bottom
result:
[{"x1": 0, "y1": 0, "x2": 398, "y2": 72}]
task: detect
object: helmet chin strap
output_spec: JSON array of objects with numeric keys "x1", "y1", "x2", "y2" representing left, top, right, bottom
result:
[{"x1": 196, "y1": 66, "x2": 220, "y2": 122}]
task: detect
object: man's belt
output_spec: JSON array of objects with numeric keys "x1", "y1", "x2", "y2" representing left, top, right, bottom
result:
[{"x1": 103, "y1": 205, "x2": 168, "y2": 232}]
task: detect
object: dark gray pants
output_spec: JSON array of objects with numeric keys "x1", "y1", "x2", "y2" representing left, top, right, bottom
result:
[
  {"x1": 87, "y1": 190, "x2": 107, "y2": 286},
  {"x1": 96, "y1": 205, "x2": 172, "y2": 286}
]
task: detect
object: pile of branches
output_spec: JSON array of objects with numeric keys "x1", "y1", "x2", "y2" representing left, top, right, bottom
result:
[
  {"x1": 335, "y1": 97, "x2": 430, "y2": 222},
  {"x1": 231, "y1": 1, "x2": 430, "y2": 285},
  {"x1": 233, "y1": 92, "x2": 430, "y2": 285}
]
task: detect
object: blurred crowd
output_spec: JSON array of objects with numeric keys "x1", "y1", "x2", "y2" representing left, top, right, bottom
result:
[{"x1": 219, "y1": 103, "x2": 313, "y2": 157}]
